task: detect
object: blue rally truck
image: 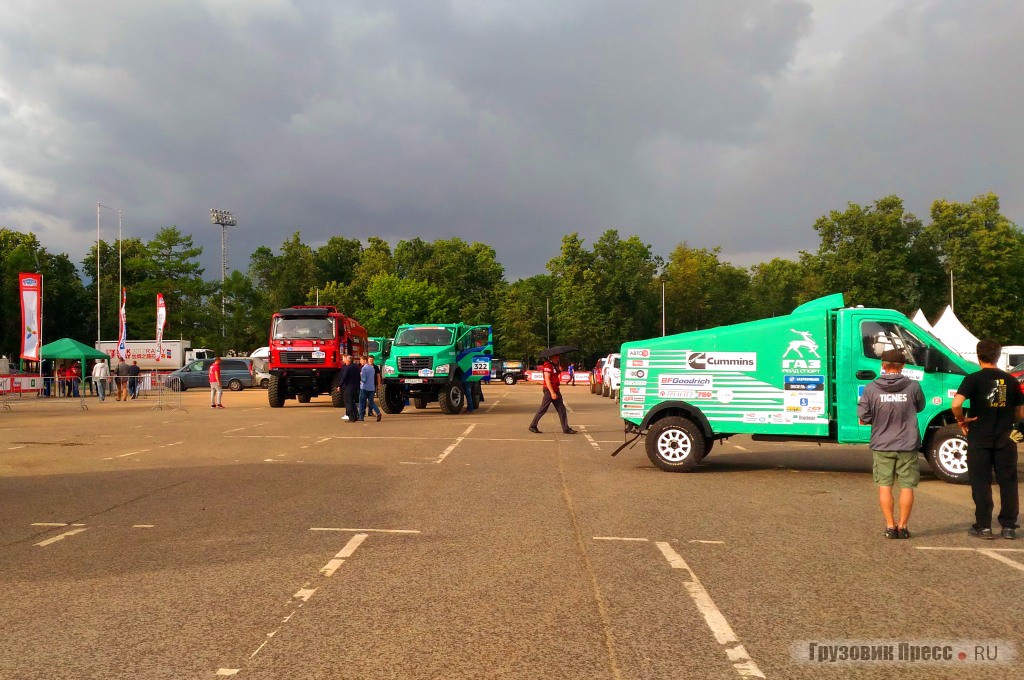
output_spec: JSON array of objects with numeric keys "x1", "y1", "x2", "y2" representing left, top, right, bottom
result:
[{"x1": 618, "y1": 294, "x2": 977, "y2": 484}]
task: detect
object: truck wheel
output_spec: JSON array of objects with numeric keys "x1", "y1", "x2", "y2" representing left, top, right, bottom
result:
[
  {"x1": 927, "y1": 424, "x2": 970, "y2": 484},
  {"x1": 472, "y1": 383, "x2": 482, "y2": 409},
  {"x1": 413, "y1": 397, "x2": 427, "y2": 409},
  {"x1": 228, "y1": 379, "x2": 243, "y2": 392},
  {"x1": 438, "y1": 383, "x2": 465, "y2": 415},
  {"x1": 297, "y1": 394, "x2": 311, "y2": 404},
  {"x1": 602, "y1": 382, "x2": 609, "y2": 397},
  {"x1": 646, "y1": 417, "x2": 705, "y2": 472},
  {"x1": 268, "y1": 376, "x2": 285, "y2": 408},
  {"x1": 331, "y1": 388, "x2": 344, "y2": 408},
  {"x1": 503, "y1": 374, "x2": 516, "y2": 385},
  {"x1": 379, "y1": 384, "x2": 406, "y2": 414}
]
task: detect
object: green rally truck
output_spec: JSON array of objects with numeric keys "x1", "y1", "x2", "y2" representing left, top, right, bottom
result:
[
  {"x1": 367, "y1": 336, "x2": 393, "y2": 364},
  {"x1": 618, "y1": 293, "x2": 976, "y2": 484},
  {"x1": 379, "y1": 323, "x2": 493, "y2": 414}
]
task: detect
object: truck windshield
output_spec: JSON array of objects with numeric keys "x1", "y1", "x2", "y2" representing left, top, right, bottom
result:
[
  {"x1": 861, "y1": 321, "x2": 928, "y2": 366},
  {"x1": 274, "y1": 318, "x2": 335, "y2": 340},
  {"x1": 395, "y1": 328, "x2": 453, "y2": 346},
  {"x1": 367, "y1": 340, "x2": 380, "y2": 352}
]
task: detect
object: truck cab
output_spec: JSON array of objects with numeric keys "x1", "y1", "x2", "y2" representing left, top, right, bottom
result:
[
  {"x1": 367, "y1": 337, "x2": 393, "y2": 365},
  {"x1": 380, "y1": 324, "x2": 492, "y2": 414},
  {"x1": 620, "y1": 294, "x2": 976, "y2": 483},
  {"x1": 267, "y1": 306, "x2": 368, "y2": 407}
]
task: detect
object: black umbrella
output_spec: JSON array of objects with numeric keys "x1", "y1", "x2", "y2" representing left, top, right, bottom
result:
[{"x1": 538, "y1": 345, "x2": 579, "y2": 358}]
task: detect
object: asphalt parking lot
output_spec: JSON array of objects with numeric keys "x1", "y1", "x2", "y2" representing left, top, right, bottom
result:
[{"x1": 1, "y1": 382, "x2": 1022, "y2": 679}]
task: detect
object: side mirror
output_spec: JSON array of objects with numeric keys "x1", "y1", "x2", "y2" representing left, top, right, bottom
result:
[{"x1": 923, "y1": 347, "x2": 941, "y2": 373}]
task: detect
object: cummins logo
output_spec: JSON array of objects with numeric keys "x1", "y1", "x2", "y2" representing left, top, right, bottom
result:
[{"x1": 686, "y1": 352, "x2": 756, "y2": 370}]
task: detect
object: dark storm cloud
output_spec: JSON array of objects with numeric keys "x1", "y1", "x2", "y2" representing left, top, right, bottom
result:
[{"x1": 0, "y1": 1, "x2": 1018, "y2": 279}]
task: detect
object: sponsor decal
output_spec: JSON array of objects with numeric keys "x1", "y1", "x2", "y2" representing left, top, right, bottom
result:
[
  {"x1": 471, "y1": 358, "x2": 491, "y2": 376},
  {"x1": 743, "y1": 412, "x2": 770, "y2": 423},
  {"x1": 658, "y1": 389, "x2": 698, "y2": 399},
  {"x1": 659, "y1": 374, "x2": 713, "y2": 388},
  {"x1": 622, "y1": 395, "x2": 645, "y2": 403},
  {"x1": 947, "y1": 389, "x2": 957, "y2": 399},
  {"x1": 717, "y1": 389, "x2": 734, "y2": 404},
  {"x1": 625, "y1": 368, "x2": 648, "y2": 380},
  {"x1": 621, "y1": 403, "x2": 644, "y2": 410},
  {"x1": 784, "y1": 375, "x2": 825, "y2": 391},
  {"x1": 932, "y1": 396, "x2": 942, "y2": 406},
  {"x1": 624, "y1": 387, "x2": 646, "y2": 396},
  {"x1": 628, "y1": 359, "x2": 648, "y2": 368},
  {"x1": 626, "y1": 348, "x2": 651, "y2": 358},
  {"x1": 781, "y1": 329, "x2": 823, "y2": 374},
  {"x1": 686, "y1": 351, "x2": 757, "y2": 370},
  {"x1": 902, "y1": 368, "x2": 924, "y2": 382},
  {"x1": 419, "y1": 368, "x2": 434, "y2": 377}
]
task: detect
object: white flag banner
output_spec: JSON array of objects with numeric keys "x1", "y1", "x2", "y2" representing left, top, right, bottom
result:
[
  {"x1": 156, "y1": 293, "x2": 167, "y2": 361},
  {"x1": 19, "y1": 273, "x2": 42, "y2": 361},
  {"x1": 118, "y1": 288, "x2": 127, "y2": 359}
]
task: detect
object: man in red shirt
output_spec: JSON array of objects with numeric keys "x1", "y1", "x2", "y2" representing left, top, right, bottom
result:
[
  {"x1": 528, "y1": 353, "x2": 576, "y2": 435},
  {"x1": 209, "y1": 357, "x2": 224, "y2": 408}
]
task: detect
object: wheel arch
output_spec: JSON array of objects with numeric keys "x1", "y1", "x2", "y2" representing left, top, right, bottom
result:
[{"x1": 641, "y1": 401, "x2": 713, "y2": 438}]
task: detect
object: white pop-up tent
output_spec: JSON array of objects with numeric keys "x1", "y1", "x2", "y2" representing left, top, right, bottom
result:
[
  {"x1": 929, "y1": 306, "x2": 980, "y2": 364},
  {"x1": 911, "y1": 309, "x2": 933, "y2": 333}
]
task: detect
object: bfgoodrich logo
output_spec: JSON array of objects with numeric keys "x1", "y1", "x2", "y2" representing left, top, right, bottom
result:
[{"x1": 686, "y1": 352, "x2": 756, "y2": 370}]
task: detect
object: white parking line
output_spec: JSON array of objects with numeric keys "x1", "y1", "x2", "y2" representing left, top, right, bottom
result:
[
  {"x1": 35, "y1": 527, "x2": 88, "y2": 547},
  {"x1": 655, "y1": 542, "x2": 765, "y2": 678},
  {"x1": 918, "y1": 546, "x2": 1024, "y2": 574},
  {"x1": 594, "y1": 536, "x2": 648, "y2": 542},
  {"x1": 310, "y1": 527, "x2": 420, "y2": 534},
  {"x1": 578, "y1": 425, "x2": 601, "y2": 451},
  {"x1": 320, "y1": 533, "x2": 368, "y2": 577},
  {"x1": 435, "y1": 424, "x2": 476, "y2": 464}
]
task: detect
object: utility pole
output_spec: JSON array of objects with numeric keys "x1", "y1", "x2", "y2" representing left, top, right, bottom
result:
[
  {"x1": 546, "y1": 297, "x2": 550, "y2": 347},
  {"x1": 96, "y1": 202, "x2": 113, "y2": 344}
]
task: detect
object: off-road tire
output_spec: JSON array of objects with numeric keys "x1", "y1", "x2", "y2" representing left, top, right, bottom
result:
[
  {"x1": 646, "y1": 416, "x2": 706, "y2": 472},
  {"x1": 379, "y1": 384, "x2": 406, "y2": 414},
  {"x1": 413, "y1": 397, "x2": 427, "y2": 410},
  {"x1": 297, "y1": 394, "x2": 311, "y2": 404},
  {"x1": 927, "y1": 424, "x2": 970, "y2": 484},
  {"x1": 267, "y1": 376, "x2": 285, "y2": 408},
  {"x1": 438, "y1": 382, "x2": 465, "y2": 415},
  {"x1": 331, "y1": 388, "x2": 344, "y2": 408}
]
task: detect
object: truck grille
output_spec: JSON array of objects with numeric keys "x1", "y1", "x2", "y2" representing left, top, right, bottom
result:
[
  {"x1": 280, "y1": 351, "x2": 317, "y2": 364},
  {"x1": 398, "y1": 357, "x2": 433, "y2": 372}
]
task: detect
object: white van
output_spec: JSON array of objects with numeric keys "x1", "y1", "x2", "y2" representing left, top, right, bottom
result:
[{"x1": 601, "y1": 353, "x2": 621, "y2": 399}]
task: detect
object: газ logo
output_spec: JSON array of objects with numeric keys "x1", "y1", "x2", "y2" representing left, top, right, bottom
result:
[{"x1": 782, "y1": 329, "x2": 822, "y2": 373}]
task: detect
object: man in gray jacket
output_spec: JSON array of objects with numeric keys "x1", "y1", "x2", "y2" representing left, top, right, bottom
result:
[{"x1": 857, "y1": 349, "x2": 926, "y2": 539}]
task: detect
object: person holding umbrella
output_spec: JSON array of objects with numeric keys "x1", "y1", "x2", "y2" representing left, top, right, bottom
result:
[{"x1": 529, "y1": 346, "x2": 577, "y2": 435}]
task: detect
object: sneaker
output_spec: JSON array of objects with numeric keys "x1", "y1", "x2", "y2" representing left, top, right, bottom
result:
[
  {"x1": 884, "y1": 527, "x2": 899, "y2": 539},
  {"x1": 563, "y1": 428, "x2": 578, "y2": 435},
  {"x1": 968, "y1": 527, "x2": 995, "y2": 540},
  {"x1": 217, "y1": 404, "x2": 225, "y2": 408},
  {"x1": 211, "y1": 404, "x2": 216, "y2": 408},
  {"x1": 528, "y1": 426, "x2": 541, "y2": 434},
  {"x1": 897, "y1": 527, "x2": 911, "y2": 540},
  {"x1": 1001, "y1": 527, "x2": 1017, "y2": 540},
  {"x1": 376, "y1": 412, "x2": 382, "y2": 422},
  {"x1": 342, "y1": 415, "x2": 349, "y2": 421}
]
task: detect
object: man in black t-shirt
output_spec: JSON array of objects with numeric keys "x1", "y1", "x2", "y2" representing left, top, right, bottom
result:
[{"x1": 952, "y1": 339, "x2": 1024, "y2": 540}]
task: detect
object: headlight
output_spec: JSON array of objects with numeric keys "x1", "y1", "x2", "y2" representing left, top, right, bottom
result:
[
  {"x1": 384, "y1": 365, "x2": 395, "y2": 376},
  {"x1": 435, "y1": 363, "x2": 450, "y2": 375}
]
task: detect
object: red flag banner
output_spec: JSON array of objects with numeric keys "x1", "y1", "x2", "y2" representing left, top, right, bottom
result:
[
  {"x1": 19, "y1": 273, "x2": 42, "y2": 361},
  {"x1": 156, "y1": 293, "x2": 166, "y2": 360},
  {"x1": 118, "y1": 288, "x2": 127, "y2": 359}
]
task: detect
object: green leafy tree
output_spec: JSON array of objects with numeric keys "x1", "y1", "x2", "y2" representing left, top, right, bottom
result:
[
  {"x1": 354, "y1": 273, "x2": 460, "y2": 337},
  {"x1": 662, "y1": 243, "x2": 751, "y2": 333},
  {"x1": 315, "y1": 236, "x2": 363, "y2": 287},
  {"x1": 801, "y1": 196, "x2": 933, "y2": 312},
  {"x1": 922, "y1": 193, "x2": 1024, "y2": 340},
  {"x1": 547, "y1": 233, "x2": 604, "y2": 357},
  {"x1": 591, "y1": 230, "x2": 661, "y2": 346},
  {"x1": 493, "y1": 277, "x2": 549, "y2": 360},
  {"x1": 747, "y1": 258, "x2": 807, "y2": 318}
]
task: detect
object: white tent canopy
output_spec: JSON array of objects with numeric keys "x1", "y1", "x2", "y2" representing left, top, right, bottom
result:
[
  {"x1": 911, "y1": 309, "x2": 933, "y2": 333},
  {"x1": 929, "y1": 306, "x2": 979, "y2": 363}
]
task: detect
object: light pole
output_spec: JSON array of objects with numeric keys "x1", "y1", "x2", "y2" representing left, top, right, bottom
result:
[
  {"x1": 210, "y1": 209, "x2": 237, "y2": 339},
  {"x1": 96, "y1": 202, "x2": 114, "y2": 344},
  {"x1": 546, "y1": 297, "x2": 550, "y2": 347}
]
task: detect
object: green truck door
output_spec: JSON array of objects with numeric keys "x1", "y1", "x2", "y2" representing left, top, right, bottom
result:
[
  {"x1": 836, "y1": 310, "x2": 938, "y2": 444},
  {"x1": 457, "y1": 326, "x2": 493, "y2": 380}
]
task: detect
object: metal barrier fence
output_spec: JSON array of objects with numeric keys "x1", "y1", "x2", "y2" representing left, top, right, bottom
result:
[{"x1": 0, "y1": 373, "x2": 189, "y2": 413}]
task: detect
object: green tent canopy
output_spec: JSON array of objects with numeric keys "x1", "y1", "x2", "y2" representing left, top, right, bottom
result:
[{"x1": 40, "y1": 338, "x2": 110, "y2": 369}]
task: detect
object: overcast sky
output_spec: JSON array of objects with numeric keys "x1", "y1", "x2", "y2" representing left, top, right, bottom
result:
[{"x1": 1, "y1": 0, "x2": 1021, "y2": 280}]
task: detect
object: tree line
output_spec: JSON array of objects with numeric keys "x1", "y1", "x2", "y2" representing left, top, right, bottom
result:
[{"x1": 2, "y1": 192, "x2": 1022, "y2": 367}]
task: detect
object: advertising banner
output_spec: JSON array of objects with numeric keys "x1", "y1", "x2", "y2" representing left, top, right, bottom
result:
[
  {"x1": 118, "y1": 288, "x2": 127, "y2": 359},
  {"x1": 156, "y1": 293, "x2": 166, "y2": 360},
  {"x1": 19, "y1": 273, "x2": 42, "y2": 361}
]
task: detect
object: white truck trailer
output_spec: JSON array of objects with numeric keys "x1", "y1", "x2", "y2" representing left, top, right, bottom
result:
[{"x1": 96, "y1": 340, "x2": 213, "y2": 370}]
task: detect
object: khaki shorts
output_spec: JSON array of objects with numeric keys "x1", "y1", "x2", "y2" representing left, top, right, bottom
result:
[{"x1": 872, "y1": 450, "x2": 920, "y2": 488}]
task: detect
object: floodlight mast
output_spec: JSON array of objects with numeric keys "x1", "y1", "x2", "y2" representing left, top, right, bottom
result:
[{"x1": 210, "y1": 209, "x2": 237, "y2": 339}]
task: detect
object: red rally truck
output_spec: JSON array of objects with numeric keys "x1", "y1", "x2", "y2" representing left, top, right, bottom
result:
[{"x1": 267, "y1": 306, "x2": 368, "y2": 408}]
